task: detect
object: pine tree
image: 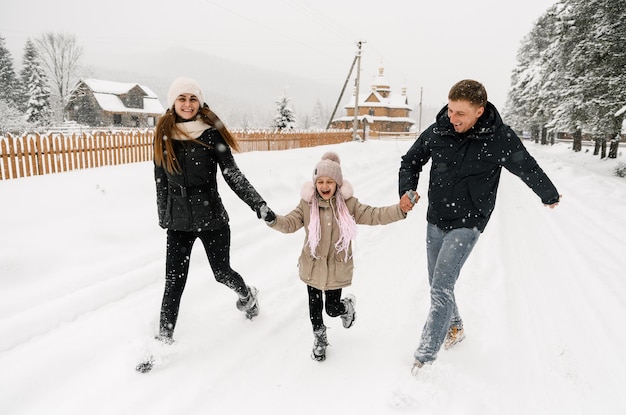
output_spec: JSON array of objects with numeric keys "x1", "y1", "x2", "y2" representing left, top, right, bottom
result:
[
  {"x1": 505, "y1": 6, "x2": 561, "y2": 135},
  {"x1": 0, "y1": 35, "x2": 19, "y2": 108},
  {"x1": 568, "y1": 0, "x2": 626, "y2": 155},
  {"x1": 311, "y1": 99, "x2": 326, "y2": 129},
  {"x1": 21, "y1": 39, "x2": 52, "y2": 126},
  {"x1": 507, "y1": 0, "x2": 626, "y2": 156},
  {"x1": 18, "y1": 40, "x2": 37, "y2": 111},
  {"x1": 0, "y1": 99, "x2": 28, "y2": 134},
  {"x1": 272, "y1": 94, "x2": 296, "y2": 130}
]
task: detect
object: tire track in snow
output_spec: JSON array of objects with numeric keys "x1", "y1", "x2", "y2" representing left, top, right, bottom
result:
[
  {"x1": 0, "y1": 257, "x2": 164, "y2": 352},
  {"x1": 468, "y1": 169, "x2": 621, "y2": 411}
]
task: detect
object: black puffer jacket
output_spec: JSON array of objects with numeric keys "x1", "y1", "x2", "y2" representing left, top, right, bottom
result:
[
  {"x1": 154, "y1": 127, "x2": 265, "y2": 231},
  {"x1": 398, "y1": 102, "x2": 559, "y2": 232}
]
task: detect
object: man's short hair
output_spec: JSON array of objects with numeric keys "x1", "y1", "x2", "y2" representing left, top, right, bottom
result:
[{"x1": 448, "y1": 80, "x2": 488, "y2": 108}]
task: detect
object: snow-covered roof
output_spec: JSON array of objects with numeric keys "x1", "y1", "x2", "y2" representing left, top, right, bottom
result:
[
  {"x1": 83, "y1": 79, "x2": 158, "y2": 98},
  {"x1": 79, "y1": 79, "x2": 165, "y2": 114},
  {"x1": 371, "y1": 73, "x2": 390, "y2": 91},
  {"x1": 342, "y1": 65, "x2": 412, "y2": 110},
  {"x1": 91, "y1": 93, "x2": 165, "y2": 114},
  {"x1": 333, "y1": 115, "x2": 416, "y2": 125},
  {"x1": 334, "y1": 66, "x2": 416, "y2": 125},
  {"x1": 345, "y1": 90, "x2": 412, "y2": 110}
]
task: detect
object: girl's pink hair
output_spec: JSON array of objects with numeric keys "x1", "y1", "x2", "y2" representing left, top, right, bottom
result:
[{"x1": 307, "y1": 187, "x2": 357, "y2": 261}]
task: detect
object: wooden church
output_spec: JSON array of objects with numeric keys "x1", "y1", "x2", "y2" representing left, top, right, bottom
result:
[{"x1": 330, "y1": 65, "x2": 416, "y2": 135}]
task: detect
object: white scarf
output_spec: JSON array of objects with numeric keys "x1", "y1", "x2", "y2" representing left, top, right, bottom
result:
[{"x1": 172, "y1": 120, "x2": 211, "y2": 140}]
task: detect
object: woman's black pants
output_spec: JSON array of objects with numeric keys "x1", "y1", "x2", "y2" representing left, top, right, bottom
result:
[{"x1": 159, "y1": 226, "x2": 248, "y2": 336}]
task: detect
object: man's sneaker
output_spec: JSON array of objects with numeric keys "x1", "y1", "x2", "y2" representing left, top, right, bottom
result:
[
  {"x1": 444, "y1": 325, "x2": 465, "y2": 350},
  {"x1": 236, "y1": 286, "x2": 259, "y2": 320},
  {"x1": 311, "y1": 325, "x2": 329, "y2": 362},
  {"x1": 340, "y1": 294, "x2": 356, "y2": 329},
  {"x1": 411, "y1": 359, "x2": 424, "y2": 376}
]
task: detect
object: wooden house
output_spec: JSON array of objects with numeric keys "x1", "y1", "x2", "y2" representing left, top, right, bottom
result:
[
  {"x1": 616, "y1": 104, "x2": 626, "y2": 135},
  {"x1": 65, "y1": 79, "x2": 164, "y2": 128},
  {"x1": 330, "y1": 66, "x2": 416, "y2": 134}
]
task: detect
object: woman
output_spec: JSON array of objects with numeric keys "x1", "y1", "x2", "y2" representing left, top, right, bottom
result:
[{"x1": 153, "y1": 77, "x2": 274, "y2": 341}]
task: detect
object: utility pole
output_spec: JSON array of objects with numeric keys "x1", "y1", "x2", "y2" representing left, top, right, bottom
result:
[
  {"x1": 326, "y1": 53, "x2": 359, "y2": 130},
  {"x1": 418, "y1": 87, "x2": 423, "y2": 133},
  {"x1": 352, "y1": 41, "x2": 364, "y2": 141}
]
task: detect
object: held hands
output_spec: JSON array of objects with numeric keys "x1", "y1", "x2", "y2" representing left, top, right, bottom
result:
[
  {"x1": 400, "y1": 190, "x2": 420, "y2": 213},
  {"x1": 255, "y1": 202, "x2": 276, "y2": 224},
  {"x1": 544, "y1": 194, "x2": 563, "y2": 209}
]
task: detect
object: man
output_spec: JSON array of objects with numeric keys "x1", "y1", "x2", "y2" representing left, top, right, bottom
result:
[{"x1": 398, "y1": 80, "x2": 560, "y2": 375}]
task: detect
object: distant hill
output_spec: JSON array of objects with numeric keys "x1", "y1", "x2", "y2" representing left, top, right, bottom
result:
[
  {"x1": 80, "y1": 47, "x2": 343, "y2": 129},
  {"x1": 79, "y1": 46, "x2": 436, "y2": 130}
]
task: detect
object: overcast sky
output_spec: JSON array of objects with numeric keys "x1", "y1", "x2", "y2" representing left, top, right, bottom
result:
[{"x1": 1, "y1": 0, "x2": 557, "y2": 110}]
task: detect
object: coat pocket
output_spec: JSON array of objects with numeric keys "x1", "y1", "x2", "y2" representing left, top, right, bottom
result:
[
  {"x1": 332, "y1": 259, "x2": 353, "y2": 285},
  {"x1": 298, "y1": 253, "x2": 315, "y2": 281}
]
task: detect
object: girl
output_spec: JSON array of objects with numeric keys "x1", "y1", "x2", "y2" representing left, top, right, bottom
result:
[{"x1": 265, "y1": 152, "x2": 413, "y2": 361}]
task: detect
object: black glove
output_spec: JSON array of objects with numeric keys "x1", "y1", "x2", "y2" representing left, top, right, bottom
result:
[{"x1": 255, "y1": 202, "x2": 276, "y2": 223}]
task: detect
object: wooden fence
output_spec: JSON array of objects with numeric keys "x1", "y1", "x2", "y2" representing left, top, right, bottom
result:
[
  {"x1": 234, "y1": 130, "x2": 354, "y2": 151},
  {"x1": 0, "y1": 129, "x2": 353, "y2": 180}
]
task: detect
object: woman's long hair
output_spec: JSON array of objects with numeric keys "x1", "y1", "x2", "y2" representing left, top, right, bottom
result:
[{"x1": 153, "y1": 104, "x2": 239, "y2": 174}]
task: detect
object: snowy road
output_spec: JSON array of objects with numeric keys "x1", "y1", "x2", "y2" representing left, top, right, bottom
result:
[{"x1": 1, "y1": 139, "x2": 625, "y2": 414}]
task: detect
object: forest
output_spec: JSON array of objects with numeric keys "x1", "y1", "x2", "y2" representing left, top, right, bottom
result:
[
  {"x1": 1, "y1": 0, "x2": 625, "y2": 161},
  {"x1": 504, "y1": 0, "x2": 626, "y2": 158}
]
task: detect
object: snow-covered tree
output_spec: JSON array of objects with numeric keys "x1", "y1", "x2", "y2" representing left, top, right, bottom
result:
[
  {"x1": 310, "y1": 99, "x2": 326, "y2": 129},
  {"x1": 0, "y1": 35, "x2": 19, "y2": 108},
  {"x1": 566, "y1": 0, "x2": 626, "y2": 156},
  {"x1": 35, "y1": 32, "x2": 82, "y2": 122},
  {"x1": 272, "y1": 94, "x2": 296, "y2": 131},
  {"x1": 506, "y1": 0, "x2": 626, "y2": 157},
  {"x1": 21, "y1": 39, "x2": 52, "y2": 126},
  {"x1": 18, "y1": 39, "x2": 38, "y2": 109},
  {"x1": 0, "y1": 99, "x2": 28, "y2": 134},
  {"x1": 505, "y1": 3, "x2": 572, "y2": 142}
]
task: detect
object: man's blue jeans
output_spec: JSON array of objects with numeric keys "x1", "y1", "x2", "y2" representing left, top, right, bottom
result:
[{"x1": 415, "y1": 223, "x2": 481, "y2": 364}]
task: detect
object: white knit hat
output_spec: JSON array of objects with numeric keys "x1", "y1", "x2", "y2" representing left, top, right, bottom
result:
[
  {"x1": 166, "y1": 76, "x2": 205, "y2": 108},
  {"x1": 313, "y1": 152, "x2": 343, "y2": 186}
]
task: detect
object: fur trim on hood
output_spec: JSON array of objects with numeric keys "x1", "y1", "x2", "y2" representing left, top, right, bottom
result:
[{"x1": 300, "y1": 180, "x2": 353, "y2": 202}]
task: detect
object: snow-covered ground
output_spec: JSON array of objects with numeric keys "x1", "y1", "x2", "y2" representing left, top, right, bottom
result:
[{"x1": 1, "y1": 138, "x2": 625, "y2": 415}]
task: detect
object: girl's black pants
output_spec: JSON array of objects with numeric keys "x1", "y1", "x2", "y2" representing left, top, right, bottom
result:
[{"x1": 307, "y1": 285, "x2": 346, "y2": 331}]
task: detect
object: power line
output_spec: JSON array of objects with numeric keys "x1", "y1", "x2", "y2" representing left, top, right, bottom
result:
[
  {"x1": 201, "y1": 0, "x2": 422, "y2": 107},
  {"x1": 201, "y1": 0, "x2": 349, "y2": 64},
  {"x1": 281, "y1": 0, "x2": 359, "y2": 41}
]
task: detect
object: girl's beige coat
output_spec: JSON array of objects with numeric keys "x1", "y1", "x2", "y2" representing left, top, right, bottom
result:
[{"x1": 269, "y1": 181, "x2": 406, "y2": 290}]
